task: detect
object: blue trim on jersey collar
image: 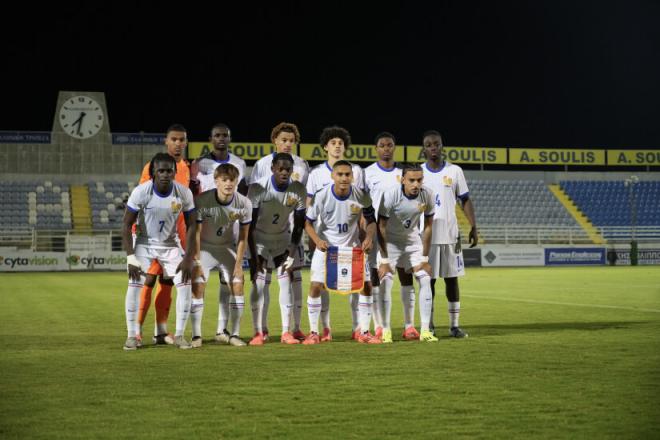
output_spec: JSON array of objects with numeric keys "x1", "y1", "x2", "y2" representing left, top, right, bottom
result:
[
  {"x1": 401, "y1": 185, "x2": 420, "y2": 200},
  {"x1": 325, "y1": 161, "x2": 333, "y2": 172},
  {"x1": 331, "y1": 184, "x2": 352, "y2": 201},
  {"x1": 424, "y1": 161, "x2": 446, "y2": 173},
  {"x1": 152, "y1": 183, "x2": 173, "y2": 198},
  {"x1": 271, "y1": 175, "x2": 290, "y2": 192},
  {"x1": 215, "y1": 192, "x2": 234, "y2": 206},
  {"x1": 376, "y1": 162, "x2": 396, "y2": 172},
  {"x1": 214, "y1": 153, "x2": 231, "y2": 164}
]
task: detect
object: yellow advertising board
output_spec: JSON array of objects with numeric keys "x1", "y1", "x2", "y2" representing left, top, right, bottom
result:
[
  {"x1": 606, "y1": 150, "x2": 660, "y2": 166},
  {"x1": 406, "y1": 146, "x2": 507, "y2": 164},
  {"x1": 188, "y1": 142, "x2": 276, "y2": 160},
  {"x1": 509, "y1": 148, "x2": 605, "y2": 165},
  {"x1": 299, "y1": 143, "x2": 405, "y2": 162}
]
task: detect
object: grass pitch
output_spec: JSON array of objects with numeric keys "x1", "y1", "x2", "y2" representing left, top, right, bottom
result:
[{"x1": 1, "y1": 266, "x2": 659, "y2": 439}]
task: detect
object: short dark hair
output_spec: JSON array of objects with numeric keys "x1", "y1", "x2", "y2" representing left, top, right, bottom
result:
[
  {"x1": 149, "y1": 152, "x2": 177, "y2": 178},
  {"x1": 375, "y1": 131, "x2": 396, "y2": 145},
  {"x1": 211, "y1": 122, "x2": 231, "y2": 134},
  {"x1": 333, "y1": 160, "x2": 353, "y2": 171},
  {"x1": 214, "y1": 163, "x2": 240, "y2": 181},
  {"x1": 320, "y1": 126, "x2": 351, "y2": 148},
  {"x1": 272, "y1": 152, "x2": 294, "y2": 166},
  {"x1": 166, "y1": 123, "x2": 187, "y2": 135},
  {"x1": 401, "y1": 162, "x2": 423, "y2": 176},
  {"x1": 422, "y1": 130, "x2": 442, "y2": 140},
  {"x1": 271, "y1": 122, "x2": 301, "y2": 143}
]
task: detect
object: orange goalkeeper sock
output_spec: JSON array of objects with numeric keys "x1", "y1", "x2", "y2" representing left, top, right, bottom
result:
[
  {"x1": 154, "y1": 283, "x2": 173, "y2": 333},
  {"x1": 138, "y1": 286, "x2": 154, "y2": 328}
]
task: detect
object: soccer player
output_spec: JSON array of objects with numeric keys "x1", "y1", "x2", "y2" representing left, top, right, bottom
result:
[
  {"x1": 122, "y1": 153, "x2": 196, "y2": 350},
  {"x1": 364, "y1": 132, "x2": 403, "y2": 339},
  {"x1": 189, "y1": 163, "x2": 252, "y2": 347},
  {"x1": 189, "y1": 123, "x2": 247, "y2": 346},
  {"x1": 306, "y1": 126, "x2": 365, "y2": 341},
  {"x1": 247, "y1": 153, "x2": 306, "y2": 345},
  {"x1": 248, "y1": 122, "x2": 309, "y2": 340},
  {"x1": 377, "y1": 164, "x2": 436, "y2": 342},
  {"x1": 303, "y1": 160, "x2": 381, "y2": 344},
  {"x1": 190, "y1": 123, "x2": 248, "y2": 196},
  {"x1": 136, "y1": 124, "x2": 191, "y2": 345},
  {"x1": 421, "y1": 130, "x2": 478, "y2": 338}
]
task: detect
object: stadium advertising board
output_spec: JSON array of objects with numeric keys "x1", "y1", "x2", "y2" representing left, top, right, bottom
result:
[
  {"x1": 463, "y1": 248, "x2": 482, "y2": 267},
  {"x1": 0, "y1": 132, "x2": 51, "y2": 143},
  {"x1": 614, "y1": 248, "x2": 660, "y2": 265},
  {"x1": 544, "y1": 248, "x2": 606, "y2": 265},
  {"x1": 0, "y1": 251, "x2": 68, "y2": 272},
  {"x1": 480, "y1": 246, "x2": 545, "y2": 266},
  {"x1": 509, "y1": 148, "x2": 606, "y2": 166},
  {"x1": 112, "y1": 133, "x2": 165, "y2": 145},
  {"x1": 188, "y1": 142, "x2": 276, "y2": 160},
  {"x1": 606, "y1": 150, "x2": 660, "y2": 166},
  {"x1": 299, "y1": 143, "x2": 405, "y2": 162},
  {"x1": 65, "y1": 252, "x2": 127, "y2": 270},
  {"x1": 406, "y1": 146, "x2": 507, "y2": 164}
]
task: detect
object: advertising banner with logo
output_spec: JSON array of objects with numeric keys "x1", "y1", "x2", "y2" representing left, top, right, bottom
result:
[
  {"x1": 406, "y1": 146, "x2": 508, "y2": 164},
  {"x1": 509, "y1": 149, "x2": 606, "y2": 166},
  {"x1": 606, "y1": 150, "x2": 660, "y2": 166},
  {"x1": 188, "y1": 142, "x2": 277, "y2": 160},
  {"x1": 65, "y1": 252, "x2": 127, "y2": 270},
  {"x1": 0, "y1": 251, "x2": 68, "y2": 272},
  {"x1": 299, "y1": 143, "x2": 405, "y2": 163},
  {"x1": 463, "y1": 248, "x2": 482, "y2": 267},
  {"x1": 544, "y1": 248, "x2": 605, "y2": 265},
  {"x1": 481, "y1": 246, "x2": 545, "y2": 267},
  {"x1": 614, "y1": 248, "x2": 660, "y2": 265}
]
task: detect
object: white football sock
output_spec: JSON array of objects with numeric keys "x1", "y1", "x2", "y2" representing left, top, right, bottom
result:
[
  {"x1": 448, "y1": 301, "x2": 460, "y2": 328},
  {"x1": 174, "y1": 275, "x2": 191, "y2": 337},
  {"x1": 291, "y1": 270, "x2": 303, "y2": 331},
  {"x1": 350, "y1": 293, "x2": 360, "y2": 331},
  {"x1": 262, "y1": 272, "x2": 272, "y2": 333},
  {"x1": 401, "y1": 285, "x2": 415, "y2": 329},
  {"x1": 358, "y1": 294, "x2": 373, "y2": 334},
  {"x1": 277, "y1": 268, "x2": 292, "y2": 333},
  {"x1": 380, "y1": 273, "x2": 393, "y2": 330},
  {"x1": 320, "y1": 289, "x2": 331, "y2": 329},
  {"x1": 371, "y1": 285, "x2": 382, "y2": 330},
  {"x1": 307, "y1": 296, "x2": 322, "y2": 334},
  {"x1": 125, "y1": 276, "x2": 145, "y2": 337},
  {"x1": 217, "y1": 283, "x2": 230, "y2": 334},
  {"x1": 250, "y1": 273, "x2": 265, "y2": 333},
  {"x1": 229, "y1": 295, "x2": 245, "y2": 336},
  {"x1": 415, "y1": 270, "x2": 433, "y2": 332},
  {"x1": 191, "y1": 297, "x2": 204, "y2": 338}
]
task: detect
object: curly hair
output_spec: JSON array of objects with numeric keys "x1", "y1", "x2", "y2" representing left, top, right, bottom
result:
[
  {"x1": 320, "y1": 126, "x2": 351, "y2": 148},
  {"x1": 271, "y1": 122, "x2": 301, "y2": 143}
]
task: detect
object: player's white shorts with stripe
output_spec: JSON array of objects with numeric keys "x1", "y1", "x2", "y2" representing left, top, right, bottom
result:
[
  {"x1": 255, "y1": 234, "x2": 289, "y2": 269},
  {"x1": 310, "y1": 249, "x2": 371, "y2": 284},
  {"x1": 385, "y1": 238, "x2": 426, "y2": 272},
  {"x1": 133, "y1": 245, "x2": 182, "y2": 278},
  {"x1": 198, "y1": 246, "x2": 238, "y2": 283},
  {"x1": 429, "y1": 243, "x2": 465, "y2": 278}
]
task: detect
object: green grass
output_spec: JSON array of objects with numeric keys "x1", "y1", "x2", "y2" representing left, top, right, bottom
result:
[{"x1": 1, "y1": 267, "x2": 659, "y2": 439}]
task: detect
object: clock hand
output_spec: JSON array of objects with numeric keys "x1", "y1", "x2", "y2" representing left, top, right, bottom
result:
[{"x1": 72, "y1": 112, "x2": 87, "y2": 135}]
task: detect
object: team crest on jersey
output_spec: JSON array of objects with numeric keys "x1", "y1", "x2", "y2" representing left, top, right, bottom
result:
[
  {"x1": 170, "y1": 201, "x2": 182, "y2": 213},
  {"x1": 229, "y1": 212, "x2": 241, "y2": 221},
  {"x1": 286, "y1": 196, "x2": 297, "y2": 207},
  {"x1": 291, "y1": 172, "x2": 300, "y2": 181},
  {"x1": 350, "y1": 204, "x2": 361, "y2": 215},
  {"x1": 417, "y1": 203, "x2": 427, "y2": 212},
  {"x1": 396, "y1": 175, "x2": 402, "y2": 183},
  {"x1": 443, "y1": 176, "x2": 453, "y2": 186}
]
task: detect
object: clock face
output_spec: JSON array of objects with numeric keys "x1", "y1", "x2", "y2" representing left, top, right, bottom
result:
[{"x1": 59, "y1": 95, "x2": 105, "y2": 139}]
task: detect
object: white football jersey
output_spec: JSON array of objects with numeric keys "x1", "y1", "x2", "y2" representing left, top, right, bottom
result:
[
  {"x1": 127, "y1": 181, "x2": 195, "y2": 249},
  {"x1": 248, "y1": 176, "x2": 306, "y2": 237},
  {"x1": 306, "y1": 161, "x2": 365, "y2": 198},
  {"x1": 190, "y1": 153, "x2": 247, "y2": 192},
  {"x1": 195, "y1": 190, "x2": 252, "y2": 248},
  {"x1": 364, "y1": 162, "x2": 402, "y2": 217},
  {"x1": 422, "y1": 161, "x2": 469, "y2": 244},
  {"x1": 306, "y1": 184, "x2": 373, "y2": 247},
  {"x1": 249, "y1": 153, "x2": 309, "y2": 186},
  {"x1": 379, "y1": 185, "x2": 435, "y2": 245}
]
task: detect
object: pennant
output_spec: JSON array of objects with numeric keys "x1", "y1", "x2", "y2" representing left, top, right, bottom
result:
[{"x1": 325, "y1": 246, "x2": 365, "y2": 295}]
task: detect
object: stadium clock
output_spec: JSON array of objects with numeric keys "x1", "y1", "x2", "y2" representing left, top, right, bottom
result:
[{"x1": 59, "y1": 95, "x2": 105, "y2": 139}]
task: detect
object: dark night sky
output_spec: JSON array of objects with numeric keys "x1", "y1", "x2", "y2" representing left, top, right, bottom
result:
[{"x1": 3, "y1": 1, "x2": 660, "y2": 147}]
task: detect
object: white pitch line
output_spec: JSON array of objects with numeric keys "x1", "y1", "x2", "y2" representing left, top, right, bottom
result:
[{"x1": 463, "y1": 294, "x2": 660, "y2": 314}]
